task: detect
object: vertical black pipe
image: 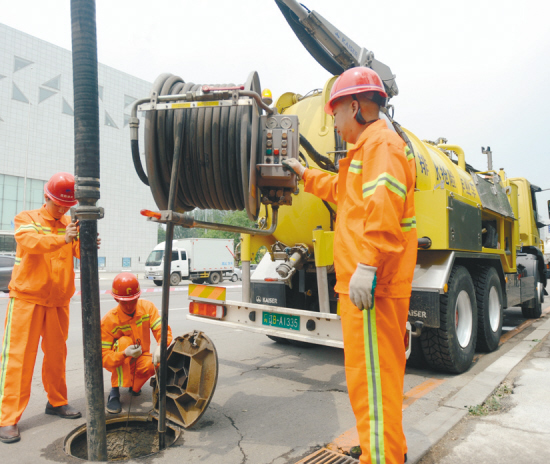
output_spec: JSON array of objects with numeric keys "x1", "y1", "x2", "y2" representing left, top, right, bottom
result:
[{"x1": 71, "y1": 0, "x2": 107, "y2": 460}]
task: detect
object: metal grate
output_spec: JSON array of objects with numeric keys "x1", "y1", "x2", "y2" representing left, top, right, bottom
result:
[{"x1": 295, "y1": 447, "x2": 360, "y2": 464}]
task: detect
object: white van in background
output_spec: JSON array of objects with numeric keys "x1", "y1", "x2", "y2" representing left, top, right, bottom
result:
[{"x1": 145, "y1": 238, "x2": 235, "y2": 285}]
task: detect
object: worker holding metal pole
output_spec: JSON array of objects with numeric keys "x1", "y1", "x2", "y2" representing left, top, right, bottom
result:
[
  {"x1": 284, "y1": 67, "x2": 417, "y2": 464},
  {"x1": 0, "y1": 173, "x2": 92, "y2": 444}
]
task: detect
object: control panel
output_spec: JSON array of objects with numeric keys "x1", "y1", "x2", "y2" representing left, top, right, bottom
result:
[{"x1": 257, "y1": 114, "x2": 299, "y2": 189}]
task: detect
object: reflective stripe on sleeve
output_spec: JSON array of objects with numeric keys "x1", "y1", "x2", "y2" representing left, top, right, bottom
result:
[
  {"x1": 362, "y1": 173, "x2": 406, "y2": 201},
  {"x1": 16, "y1": 222, "x2": 54, "y2": 235},
  {"x1": 405, "y1": 146, "x2": 414, "y2": 161},
  {"x1": 349, "y1": 160, "x2": 363, "y2": 175},
  {"x1": 400, "y1": 216, "x2": 417, "y2": 232},
  {"x1": 151, "y1": 318, "x2": 161, "y2": 330}
]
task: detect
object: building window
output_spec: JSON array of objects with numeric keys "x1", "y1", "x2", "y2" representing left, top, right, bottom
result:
[
  {"x1": 122, "y1": 257, "x2": 131, "y2": 268},
  {"x1": 98, "y1": 257, "x2": 106, "y2": 269},
  {"x1": 0, "y1": 175, "x2": 47, "y2": 231}
]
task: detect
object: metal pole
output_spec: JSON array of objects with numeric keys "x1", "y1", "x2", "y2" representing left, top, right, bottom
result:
[
  {"x1": 158, "y1": 108, "x2": 184, "y2": 449},
  {"x1": 158, "y1": 223, "x2": 173, "y2": 450},
  {"x1": 241, "y1": 234, "x2": 251, "y2": 303},
  {"x1": 315, "y1": 266, "x2": 330, "y2": 313},
  {"x1": 70, "y1": 0, "x2": 107, "y2": 460}
]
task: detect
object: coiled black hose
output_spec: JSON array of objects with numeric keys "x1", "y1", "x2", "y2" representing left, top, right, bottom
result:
[{"x1": 137, "y1": 72, "x2": 262, "y2": 220}]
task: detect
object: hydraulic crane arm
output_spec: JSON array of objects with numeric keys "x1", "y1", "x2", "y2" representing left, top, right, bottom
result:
[{"x1": 275, "y1": 0, "x2": 398, "y2": 99}]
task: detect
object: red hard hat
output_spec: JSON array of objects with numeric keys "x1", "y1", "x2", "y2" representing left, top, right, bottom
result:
[
  {"x1": 324, "y1": 67, "x2": 388, "y2": 115},
  {"x1": 44, "y1": 172, "x2": 77, "y2": 207},
  {"x1": 112, "y1": 273, "x2": 141, "y2": 301}
]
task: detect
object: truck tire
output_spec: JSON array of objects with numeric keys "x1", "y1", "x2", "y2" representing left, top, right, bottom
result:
[
  {"x1": 170, "y1": 272, "x2": 181, "y2": 286},
  {"x1": 153, "y1": 280, "x2": 162, "y2": 287},
  {"x1": 209, "y1": 272, "x2": 222, "y2": 285},
  {"x1": 231, "y1": 274, "x2": 238, "y2": 282},
  {"x1": 521, "y1": 269, "x2": 542, "y2": 319},
  {"x1": 472, "y1": 266, "x2": 503, "y2": 352},
  {"x1": 421, "y1": 265, "x2": 478, "y2": 374}
]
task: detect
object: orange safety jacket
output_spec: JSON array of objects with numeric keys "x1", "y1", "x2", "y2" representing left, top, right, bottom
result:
[
  {"x1": 101, "y1": 299, "x2": 173, "y2": 370},
  {"x1": 303, "y1": 119, "x2": 417, "y2": 298},
  {"x1": 9, "y1": 205, "x2": 79, "y2": 306}
]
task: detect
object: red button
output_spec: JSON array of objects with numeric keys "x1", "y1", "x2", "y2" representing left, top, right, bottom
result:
[{"x1": 274, "y1": 149, "x2": 280, "y2": 155}]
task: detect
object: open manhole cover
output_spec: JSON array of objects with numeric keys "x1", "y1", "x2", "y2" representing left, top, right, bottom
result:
[
  {"x1": 64, "y1": 331, "x2": 217, "y2": 461},
  {"x1": 65, "y1": 415, "x2": 180, "y2": 461}
]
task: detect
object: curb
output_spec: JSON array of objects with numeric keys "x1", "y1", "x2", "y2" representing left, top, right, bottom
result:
[{"x1": 407, "y1": 315, "x2": 550, "y2": 463}]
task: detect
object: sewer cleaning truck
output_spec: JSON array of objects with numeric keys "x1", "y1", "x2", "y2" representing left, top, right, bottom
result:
[
  {"x1": 144, "y1": 238, "x2": 235, "y2": 286},
  {"x1": 132, "y1": 0, "x2": 547, "y2": 373}
]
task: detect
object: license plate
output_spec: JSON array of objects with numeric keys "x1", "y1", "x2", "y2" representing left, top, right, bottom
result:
[
  {"x1": 148, "y1": 276, "x2": 155, "y2": 280},
  {"x1": 262, "y1": 312, "x2": 300, "y2": 331}
]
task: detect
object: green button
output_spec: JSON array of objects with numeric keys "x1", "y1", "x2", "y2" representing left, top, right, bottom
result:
[{"x1": 266, "y1": 149, "x2": 273, "y2": 155}]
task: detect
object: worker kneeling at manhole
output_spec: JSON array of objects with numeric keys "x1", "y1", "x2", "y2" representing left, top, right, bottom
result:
[{"x1": 101, "y1": 272, "x2": 173, "y2": 414}]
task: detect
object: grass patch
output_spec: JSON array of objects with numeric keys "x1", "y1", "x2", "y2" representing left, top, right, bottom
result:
[{"x1": 467, "y1": 382, "x2": 513, "y2": 416}]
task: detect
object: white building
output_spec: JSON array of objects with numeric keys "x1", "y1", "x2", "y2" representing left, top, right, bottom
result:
[{"x1": 0, "y1": 23, "x2": 159, "y2": 272}]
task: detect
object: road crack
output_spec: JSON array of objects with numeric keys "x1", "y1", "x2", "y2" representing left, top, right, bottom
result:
[
  {"x1": 240, "y1": 365, "x2": 283, "y2": 376},
  {"x1": 212, "y1": 406, "x2": 247, "y2": 463}
]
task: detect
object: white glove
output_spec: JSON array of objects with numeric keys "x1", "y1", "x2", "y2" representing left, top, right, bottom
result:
[
  {"x1": 124, "y1": 344, "x2": 142, "y2": 358},
  {"x1": 349, "y1": 264, "x2": 377, "y2": 310},
  {"x1": 282, "y1": 158, "x2": 306, "y2": 179},
  {"x1": 153, "y1": 345, "x2": 161, "y2": 365}
]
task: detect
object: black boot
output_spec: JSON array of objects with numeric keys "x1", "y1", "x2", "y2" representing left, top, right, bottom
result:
[{"x1": 106, "y1": 387, "x2": 121, "y2": 414}]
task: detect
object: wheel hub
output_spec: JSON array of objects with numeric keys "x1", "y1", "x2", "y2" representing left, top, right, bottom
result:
[{"x1": 455, "y1": 290, "x2": 473, "y2": 348}]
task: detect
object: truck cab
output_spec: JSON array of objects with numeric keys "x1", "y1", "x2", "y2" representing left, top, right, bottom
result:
[{"x1": 145, "y1": 245, "x2": 189, "y2": 286}]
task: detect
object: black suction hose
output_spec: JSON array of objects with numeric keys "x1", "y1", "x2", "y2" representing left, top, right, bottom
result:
[{"x1": 137, "y1": 73, "x2": 262, "y2": 219}]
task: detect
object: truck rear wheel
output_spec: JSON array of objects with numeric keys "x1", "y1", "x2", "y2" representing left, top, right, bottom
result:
[
  {"x1": 209, "y1": 272, "x2": 222, "y2": 285},
  {"x1": 421, "y1": 265, "x2": 477, "y2": 374},
  {"x1": 472, "y1": 266, "x2": 503, "y2": 352},
  {"x1": 521, "y1": 269, "x2": 542, "y2": 318},
  {"x1": 170, "y1": 272, "x2": 181, "y2": 286}
]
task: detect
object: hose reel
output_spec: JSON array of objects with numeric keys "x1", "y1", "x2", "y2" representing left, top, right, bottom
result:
[{"x1": 131, "y1": 71, "x2": 299, "y2": 224}]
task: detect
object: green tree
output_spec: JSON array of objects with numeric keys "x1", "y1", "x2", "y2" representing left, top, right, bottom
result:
[
  {"x1": 157, "y1": 209, "x2": 256, "y2": 246},
  {"x1": 158, "y1": 225, "x2": 166, "y2": 243}
]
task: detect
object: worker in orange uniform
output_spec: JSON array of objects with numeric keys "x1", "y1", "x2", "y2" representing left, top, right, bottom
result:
[
  {"x1": 284, "y1": 67, "x2": 417, "y2": 464},
  {"x1": 0, "y1": 172, "x2": 100, "y2": 444},
  {"x1": 101, "y1": 272, "x2": 172, "y2": 414}
]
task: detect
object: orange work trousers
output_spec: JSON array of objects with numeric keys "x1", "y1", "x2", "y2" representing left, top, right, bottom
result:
[
  {"x1": 107, "y1": 336, "x2": 155, "y2": 392},
  {"x1": 340, "y1": 293, "x2": 409, "y2": 464},
  {"x1": 0, "y1": 298, "x2": 70, "y2": 426}
]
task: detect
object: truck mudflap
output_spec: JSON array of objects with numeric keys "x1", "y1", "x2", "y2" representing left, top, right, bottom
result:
[{"x1": 186, "y1": 285, "x2": 412, "y2": 355}]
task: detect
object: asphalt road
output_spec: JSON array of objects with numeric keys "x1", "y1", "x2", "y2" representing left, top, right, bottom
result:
[{"x1": 0, "y1": 277, "x2": 543, "y2": 463}]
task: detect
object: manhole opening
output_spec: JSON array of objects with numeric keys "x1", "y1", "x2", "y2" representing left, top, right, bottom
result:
[{"x1": 64, "y1": 416, "x2": 180, "y2": 462}]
